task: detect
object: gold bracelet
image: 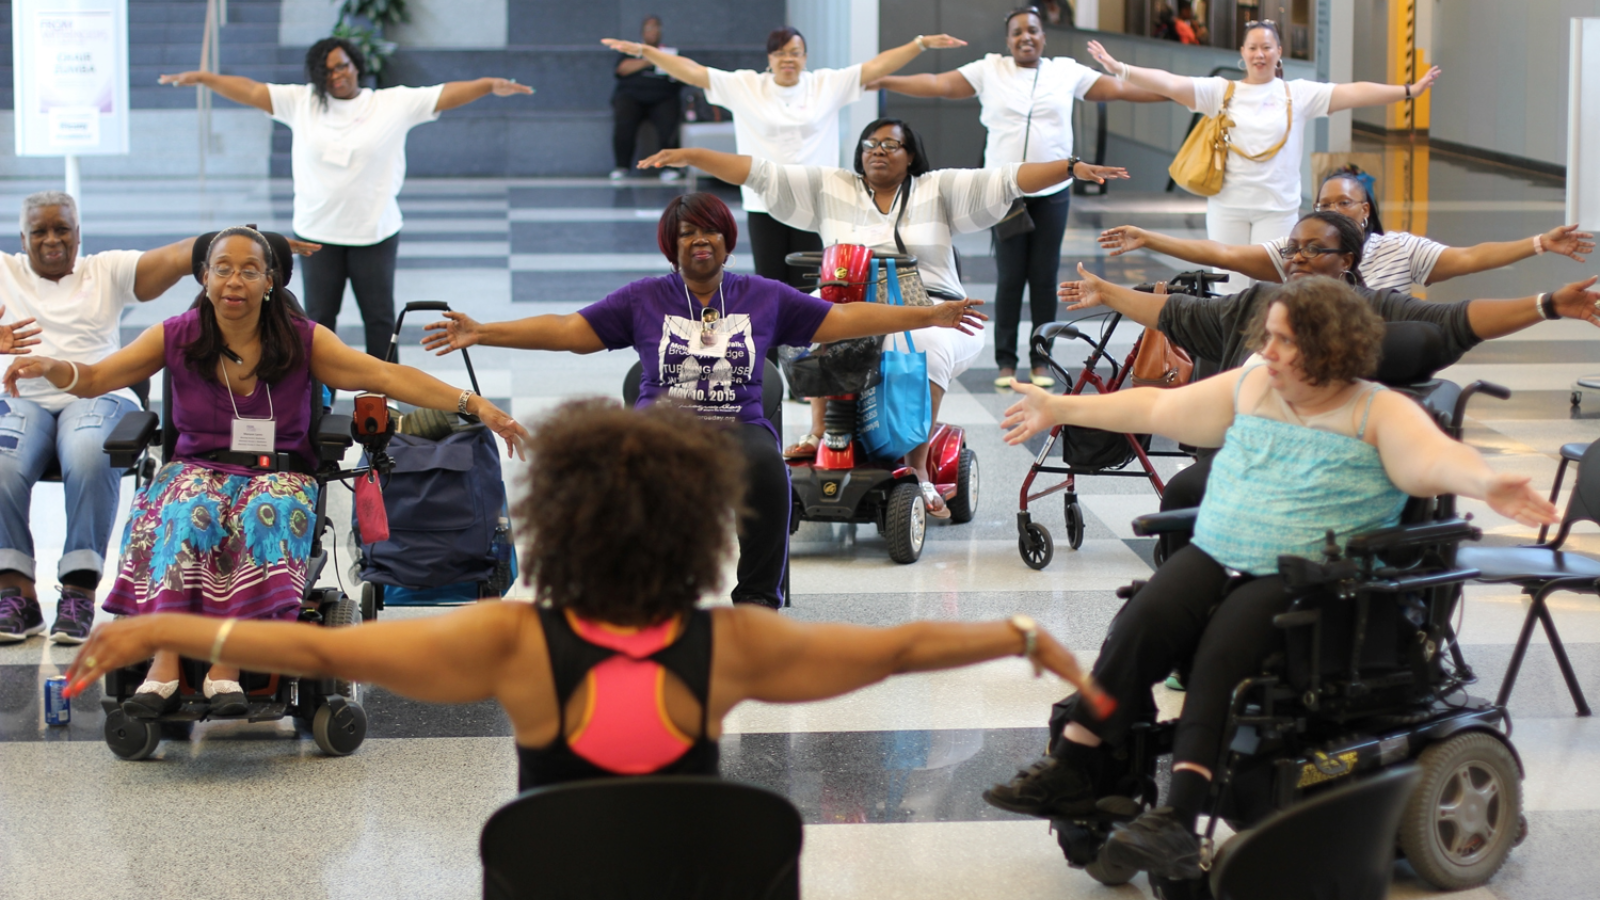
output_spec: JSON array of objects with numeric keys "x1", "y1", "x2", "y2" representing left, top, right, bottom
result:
[{"x1": 209, "y1": 618, "x2": 237, "y2": 664}]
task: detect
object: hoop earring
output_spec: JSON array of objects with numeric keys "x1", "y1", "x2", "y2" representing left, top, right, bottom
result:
[
  {"x1": 1236, "y1": 58, "x2": 1247, "y2": 71},
  {"x1": 1341, "y1": 270, "x2": 1358, "y2": 286}
]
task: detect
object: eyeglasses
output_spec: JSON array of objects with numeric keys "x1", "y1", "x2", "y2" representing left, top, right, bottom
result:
[
  {"x1": 1278, "y1": 243, "x2": 1343, "y2": 261},
  {"x1": 209, "y1": 264, "x2": 266, "y2": 282},
  {"x1": 769, "y1": 49, "x2": 805, "y2": 59},
  {"x1": 861, "y1": 138, "x2": 905, "y2": 153},
  {"x1": 1244, "y1": 19, "x2": 1278, "y2": 29},
  {"x1": 1313, "y1": 198, "x2": 1364, "y2": 213}
]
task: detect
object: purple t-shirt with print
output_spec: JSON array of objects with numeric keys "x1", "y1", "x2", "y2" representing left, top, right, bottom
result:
[{"x1": 580, "y1": 272, "x2": 833, "y2": 439}]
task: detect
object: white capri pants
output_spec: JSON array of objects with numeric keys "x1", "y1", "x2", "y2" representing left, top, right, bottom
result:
[
  {"x1": 1206, "y1": 202, "x2": 1300, "y2": 292},
  {"x1": 894, "y1": 325, "x2": 985, "y2": 391}
]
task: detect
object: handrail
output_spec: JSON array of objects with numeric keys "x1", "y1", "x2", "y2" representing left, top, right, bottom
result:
[
  {"x1": 1163, "y1": 65, "x2": 1242, "y2": 193},
  {"x1": 196, "y1": 0, "x2": 227, "y2": 181}
]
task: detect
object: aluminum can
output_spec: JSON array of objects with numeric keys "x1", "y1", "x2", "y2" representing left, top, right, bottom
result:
[{"x1": 44, "y1": 676, "x2": 70, "y2": 726}]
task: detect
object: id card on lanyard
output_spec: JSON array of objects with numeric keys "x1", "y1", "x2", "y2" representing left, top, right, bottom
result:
[{"x1": 223, "y1": 365, "x2": 277, "y2": 454}]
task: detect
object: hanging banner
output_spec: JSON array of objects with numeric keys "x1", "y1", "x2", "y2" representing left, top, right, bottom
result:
[{"x1": 12, "y1": 0, "x2": 130, "y2": 156}]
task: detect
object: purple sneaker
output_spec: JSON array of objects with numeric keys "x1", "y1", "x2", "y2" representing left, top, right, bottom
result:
[
  {"x1": 0, "y1": 588, "x2": 44, "y2": 643},
  {"x1": 49, "y1": 586, "x2": 96, "y2": 645}
]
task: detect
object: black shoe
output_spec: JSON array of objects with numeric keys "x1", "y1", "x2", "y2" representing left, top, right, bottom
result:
[
  {"x1": 1103, "y1": 806, "x2": 1203, "y2": 880},
  {"x1": 0, "y1": 589, "x2": 44, "y2": 643},
  {"x1": 982, "y1": 755, "x2": 1101, "y2": 818},
  {"x1": 48, "y1": 587, "x2": 96, "y2": 644},
  {"x1": 204, "y1": 678, "x2": 249, "y2": 717},
  {"x1": 123, "y1": 682, "x2": 181, "y2": 719}
]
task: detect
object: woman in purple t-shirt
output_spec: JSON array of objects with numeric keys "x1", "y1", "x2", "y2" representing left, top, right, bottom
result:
[
  {"x1": 3, "y1": 227, "x2": 528, "y2": 718},
  {"x1": 421, "y1": 193, "x2": 985, "y2": 608}
]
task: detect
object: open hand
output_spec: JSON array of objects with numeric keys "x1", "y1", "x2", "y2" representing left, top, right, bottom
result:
[
  {"x1": 64, "y1": 616, "x2": 163, "y2": 697},
  {"x1": 1057, "y1": 262, "x2": 1110, "y2": 311},
  {"x1": 473, "y1": 401, "x2": 530, "y2": 460},
  {"x1": 158, "y1": 71, "x2": 205, "y2": 87},
  {"x1": 636, "y1": 148, "x2": 694, "y2": 170},
  {"x1": 1085, "y1": 40, "x2": 1122, "y2": 76},
  {"x1": 1000, "y1": 381, "x2": 1061, "y2": 445},
  {"x1": 601, "y1": 38, "x2": 649, "y2": 58},
  {"x1": 3, "y1": 355, "x2": 59, "y2": 396},
  {"x1": 488, "y1": 78, "x2": 533, "y2": 97},
  {"x1": 420, "y1": 311, "x2": 482, "y2": 356},
  {"x1": 1542, "y1": 225, "x2": 1594, "y2": 263},
  {"x1": 1098, "y1": 225, "x2": 1147, "y2": 256},
  {"x1": 916, "y1": 34, "x2": 968, "y2": 51},
  {"x1": 1410, "y1": 65, "x2": 1443, "y2": 96},
  {"x1": 1551, "y1": 275, "x2": 1600, "y2": 325},
  {"x1": 286, "y1": 238, "x2": 322, "y2": 257},
  {"x1": 1033, "y1": 628, "x2": 1117, "y2": 720},
  {"x1": 930, "y1": 298, "x2": 987, "y2": 334},
  {"x1": 1074, "y1": 162, "x2": 1130, "y2": 184},
  {"x1": 1485, "y1": 472, "x2": 1559, "y2": 527},
  {"x1": 0, "y1": 307, "x2": 41, "y2": 355}
]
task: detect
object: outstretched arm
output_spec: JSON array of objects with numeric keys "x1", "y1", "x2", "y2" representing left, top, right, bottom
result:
[
  {"x1": 636, "y1": 147, "x2": 753, "y2": 184},
  {"x1": 1084, "y1": 41, "x2": 1196, "y2": 108},
  {"x1": 600, "y1": 39, "x2": 710, "y2": 88},
  {"x1": 1081, "y1": 74, "x2": 1172, "y2": 104},
  {"x1": 1464, "y1": 276, "x2": 1600, "y2": 340},
  {"x1": 1098, "y1": 225, "x2": 1281, "y2": 282},
  {"x1": 810, "y1": 298, "x2": 987, "y2": 342},
  {"x1": 1018, "y1": 158, "x2": 1130, "y2": 192},
  {"x1": 3, "y1": 323, "x2": 165, "y2": 398},
  {"x1": 157, "y1": 71, "x2": 272, "y2": 112},
  {"x1": 1057, "y1": 261, "x2": 1170, "y2": 329},
  {"x1": 420, "y1": 310, "x2": 606, "y2": 355},
  {"x1": 1000, "y1": 371, "x2": 1240, "y2": 449},
  {"x1": 1327, "y1": 66, "x2": 1442, "y2": 113},
  {"x1": 1428, "y1": 225, "x2": 1594, "y2": 285},
  {"x1": 1369, "y1": 391, "x2": 1557, "y2": 527},
  {"x1": 868, "y1": 70, "x2": 977, "y2": 99},
  {"x1": 435, "y1": 78, "x2": 534, "y2": 112},
  {"x1": 858, "y1": 35, "x2": 968, "y2": 84}
]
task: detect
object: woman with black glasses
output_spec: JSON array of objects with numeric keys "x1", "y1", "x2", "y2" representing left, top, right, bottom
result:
[{"x1": 1086, "y1": 21, "x2": 1440, "y2": 289}]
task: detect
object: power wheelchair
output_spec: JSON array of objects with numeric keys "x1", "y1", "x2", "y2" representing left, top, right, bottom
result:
[
  {"x1": 1048, "y1": 376, "x2": 1527, "y2": 897},
  {"x1": 94, "y1": 373, "x2": 395, "y2": 760}
]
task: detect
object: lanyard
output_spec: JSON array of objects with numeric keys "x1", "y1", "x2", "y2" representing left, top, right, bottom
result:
[{"x1": 220, "y1": 364, "x2": 275, "y2": 422}]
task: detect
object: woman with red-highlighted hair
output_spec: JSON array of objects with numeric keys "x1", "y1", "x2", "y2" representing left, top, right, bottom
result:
[{"x1": 417, "y1": 193, "x2": 986, "y2": 609}]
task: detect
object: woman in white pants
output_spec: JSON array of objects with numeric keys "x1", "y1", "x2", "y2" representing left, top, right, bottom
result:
[{"x1": 1086, "y1": 21, "x2": 1439, "y2": 289}]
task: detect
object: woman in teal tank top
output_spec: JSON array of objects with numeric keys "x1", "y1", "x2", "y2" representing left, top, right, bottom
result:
[{"x1": 992, "y1": 277, "x2": 1557, "y2": 881}]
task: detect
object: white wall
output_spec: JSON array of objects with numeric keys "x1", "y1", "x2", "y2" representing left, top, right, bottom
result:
[{"x1": 787, "y1": 0, "x2": 880, "y2": 164}]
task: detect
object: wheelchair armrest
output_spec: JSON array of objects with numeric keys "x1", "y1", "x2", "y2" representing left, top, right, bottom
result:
[
  {"x1": 104, "y1": 411, "x2": 159, "y2": 469},
  {"x1": 1344, "y1": 518, "x2": 1482, "y2": 556},
  {"x1": 1131, "y1": 508, "x2": 1199, "y2": 537},
  {"x1": 316, "y1": 414, "x2": 355, "y2": 461}
]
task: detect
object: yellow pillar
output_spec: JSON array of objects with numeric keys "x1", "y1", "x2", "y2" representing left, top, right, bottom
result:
[{"x1": 1386, "y1": 0, "x2": 1432, "y2": 131}]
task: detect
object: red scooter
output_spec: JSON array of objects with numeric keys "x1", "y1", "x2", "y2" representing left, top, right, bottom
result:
[{"x1": 782, "y1": 245, "x2": 978, "y2": 563}]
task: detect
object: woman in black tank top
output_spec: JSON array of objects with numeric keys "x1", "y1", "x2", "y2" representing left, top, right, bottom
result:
[{"x1": 65, "y1": 400, "x2": 1112, "y2": 793}]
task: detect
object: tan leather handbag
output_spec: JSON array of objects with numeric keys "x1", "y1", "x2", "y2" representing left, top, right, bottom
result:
[
  {"x1": 1167, "y1": 81, "x2": 1292, "y2": 197},
  {"x1": 1130, "y1": 283, "x2": 1194, "y2": 388}
]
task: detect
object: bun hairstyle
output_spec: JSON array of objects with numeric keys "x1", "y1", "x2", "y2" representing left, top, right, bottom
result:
[{"x1": 185, "y1": 226, "x2": 308, "y2": 384}]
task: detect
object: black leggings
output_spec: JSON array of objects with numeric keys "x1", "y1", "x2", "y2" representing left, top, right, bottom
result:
[
  {"x1": 299, "y1": 233, "x2": 400, "y2": 359},
  {"x1": 1069, "y1": 544, "x2": 1292, "y2": 773},
  {"x1": 612, "y1": 88, "x2": 681, "y2": 168},
  {"x1": 746, "y1": 212, "x2": 823, "y2": 290},
  {"x1": 992, "y1": 190, "x2": 1072, "y2": 371},
  {"x1": 731, "y1": 423, "x2": 791, "y2": 608}
]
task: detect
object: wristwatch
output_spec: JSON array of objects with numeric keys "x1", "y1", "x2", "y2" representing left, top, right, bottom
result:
[
  {"x1": 1009, "y1": 614, "x2": 1042, "y2": 676},
  {"x1": 1066, "y1": 156, "x2": 1082, "y2": 178},
  {"x1": 457, "y1": 389, "x2": 476, "y2": 415}
]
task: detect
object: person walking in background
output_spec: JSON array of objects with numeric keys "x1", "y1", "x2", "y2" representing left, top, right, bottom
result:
[
  {"x1": 159, "y1": 37, "x2": 533, "y2": 358},
  {"x1": 1086, "y1": 21, "x2": 1439, "y2": 289},
  {"x1": 603, "y1": 26, "x2": 969, "y2": 288},
  {"x1": 610, "y1": 16, "x2": 685, "y2": 182},
  {"x1": 872, "y1": 6, "x2": 1164, "y2": 388}
]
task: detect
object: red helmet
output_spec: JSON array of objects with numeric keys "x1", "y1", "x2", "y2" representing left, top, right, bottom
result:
[{"x1": 818, "y1": 243, "x2": 873, "y2": 304}]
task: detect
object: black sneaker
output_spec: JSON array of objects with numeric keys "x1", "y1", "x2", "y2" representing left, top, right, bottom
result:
[
  {"x1": 1102, "y1": 806, "x2": 1203, "y2": 880},
  {"x1": 48, "y1": 587, "x2": 96, "y2": 644},
  {"x1": 981, "y1": 755, "x2": 1102, "y2": 818},
  {"x1": 0, "y1": 589, "x2": 44, "y2": 643}
]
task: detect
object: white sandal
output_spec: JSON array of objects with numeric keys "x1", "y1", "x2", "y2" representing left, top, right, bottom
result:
[
  {"x1": 920, "y1": 482, "x2": 952, "y2": 519},
  {"x1": 783, "y1": 433, "x2": 822, "y2": 460}
]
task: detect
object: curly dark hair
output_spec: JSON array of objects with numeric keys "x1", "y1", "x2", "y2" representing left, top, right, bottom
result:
[
  {"x1": 514, "y1": 399, "x2": 747, "y2": 626},
  {"x1": 305, "y1": 37, "x2": 366, "y2": 108},
  {"x1": 1246, "y1": 276, "x2": 1385, "y2": 386},
  {"x1": 184, "y1": 227, "x2": 308, "y2": 384}
]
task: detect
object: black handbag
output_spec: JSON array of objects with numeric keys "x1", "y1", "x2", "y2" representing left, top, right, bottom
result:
[{"x1": 992, "y1": 65, "x2": 1041, "y2": 243}]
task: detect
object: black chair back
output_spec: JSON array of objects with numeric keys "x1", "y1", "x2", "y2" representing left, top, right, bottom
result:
[
  {"x1": 1546, "y1": 439, "x2": 1600, "y2": 549},
  {"x1": 480, "y1": 776, "x2": 803, "y2": 900},
  {"x1": 1211, "y1": 765, "x2": 1420, "y2": 900}
]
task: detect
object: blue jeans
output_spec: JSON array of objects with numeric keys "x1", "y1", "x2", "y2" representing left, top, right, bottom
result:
[{"x1": 0, "y1": 394, "x2": 138, "y2": 583}]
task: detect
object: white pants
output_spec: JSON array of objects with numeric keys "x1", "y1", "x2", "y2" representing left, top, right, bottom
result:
[
  {"x1": 893, "y1": 326, "x2": 984, "y2": 391},
  {"x1": 1205, "y1": 202, "x2": 1300, "y2": 292}
]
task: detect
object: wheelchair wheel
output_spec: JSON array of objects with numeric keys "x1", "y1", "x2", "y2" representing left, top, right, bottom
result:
[
  {"x1": 947, "y1": 447, "x2": 979, "y2": 524},
  {"x1": 1019, "y1": 522, "x2": 1054, "y2": 570},
  {"x1": 1085, "y1": 850, "x2": 1137, "y2": 886},
  {"x1": 1399, "y1": 731, "x2": 1522, "y2": 890},
  {"x1": 312, "y1": 698, "x2": 368, "y2": 757},
  {"x1": 1063, "y1": 500, "x2": 1085, "y2": 550},
  {"x1": 322, "y1": 595, "x2": 363, "y2": 703},
  {"x1": 886, "y1": 481, "x2": 927, "y2": 564},
  {"x1": 104, "y1": 709, "x2": 161, "y2": 761}
]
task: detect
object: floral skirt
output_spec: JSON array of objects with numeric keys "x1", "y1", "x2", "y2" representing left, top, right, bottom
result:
[{"x1": 102, "y1": 462, "x2": 318, "y2": 621}]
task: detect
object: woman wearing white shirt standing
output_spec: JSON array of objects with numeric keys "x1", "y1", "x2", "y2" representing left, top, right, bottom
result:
[
  {"x1": 601, "y1": 27, "x2": 968, "y2": 289},
  {"x1": 161, "y1": 37, "x2": 532, "y2": 357},
  {"x1": 1086, "y1": 20, "x2": 1440, "y2": 290},
  {"x1": 873, "y1": 5, "x2": 1163, "y2": 387}
]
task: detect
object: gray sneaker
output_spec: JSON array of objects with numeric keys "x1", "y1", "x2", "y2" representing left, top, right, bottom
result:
[
  {"x1": 48, "y1": 586, "x2": 96, "y2": 644},
  {"x1": 0, "y1": 589, "x2": 44, "y2": 643}
]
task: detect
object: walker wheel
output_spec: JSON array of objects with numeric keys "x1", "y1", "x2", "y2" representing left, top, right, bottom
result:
[
  {"x1": 1064, "y1": 500, "x2": 1085, "y2": 550},
  {"x1": 1019, "y1": 522, "x2": 1054, "y2": 570},
  {"x1": 104, "y1": 709, "x2": 161, "y2": 760}
]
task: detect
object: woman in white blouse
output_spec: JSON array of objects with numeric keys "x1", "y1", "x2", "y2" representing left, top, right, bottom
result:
[
  {"x1": 873, "y1": 5, "x2": 1163, "y2": 388},
  {"x1": 602, "y1": 27, "x2": 967, "y2": 289},
  {"x1": 1086, "y1": 21, "x2": 1440, "y2": 289},
  {"x1": 160, "y1": 37, "x2": 531, "y2": 357},
  {"x1": 637, "y1": 118, "x2": 1125, "y2": 517}
]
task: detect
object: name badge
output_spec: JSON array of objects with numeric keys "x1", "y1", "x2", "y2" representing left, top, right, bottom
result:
[
  {"x1": 321, "y1": 143, "x2": 354, "y2": 167},
  {"x1": 231, "y1": 418, "x2": 276, "y2": 453}
]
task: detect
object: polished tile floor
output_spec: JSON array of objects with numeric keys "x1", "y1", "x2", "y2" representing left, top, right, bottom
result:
[{"x1": 3, "y1": 134, "x2": 1599, "y2": 899}]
